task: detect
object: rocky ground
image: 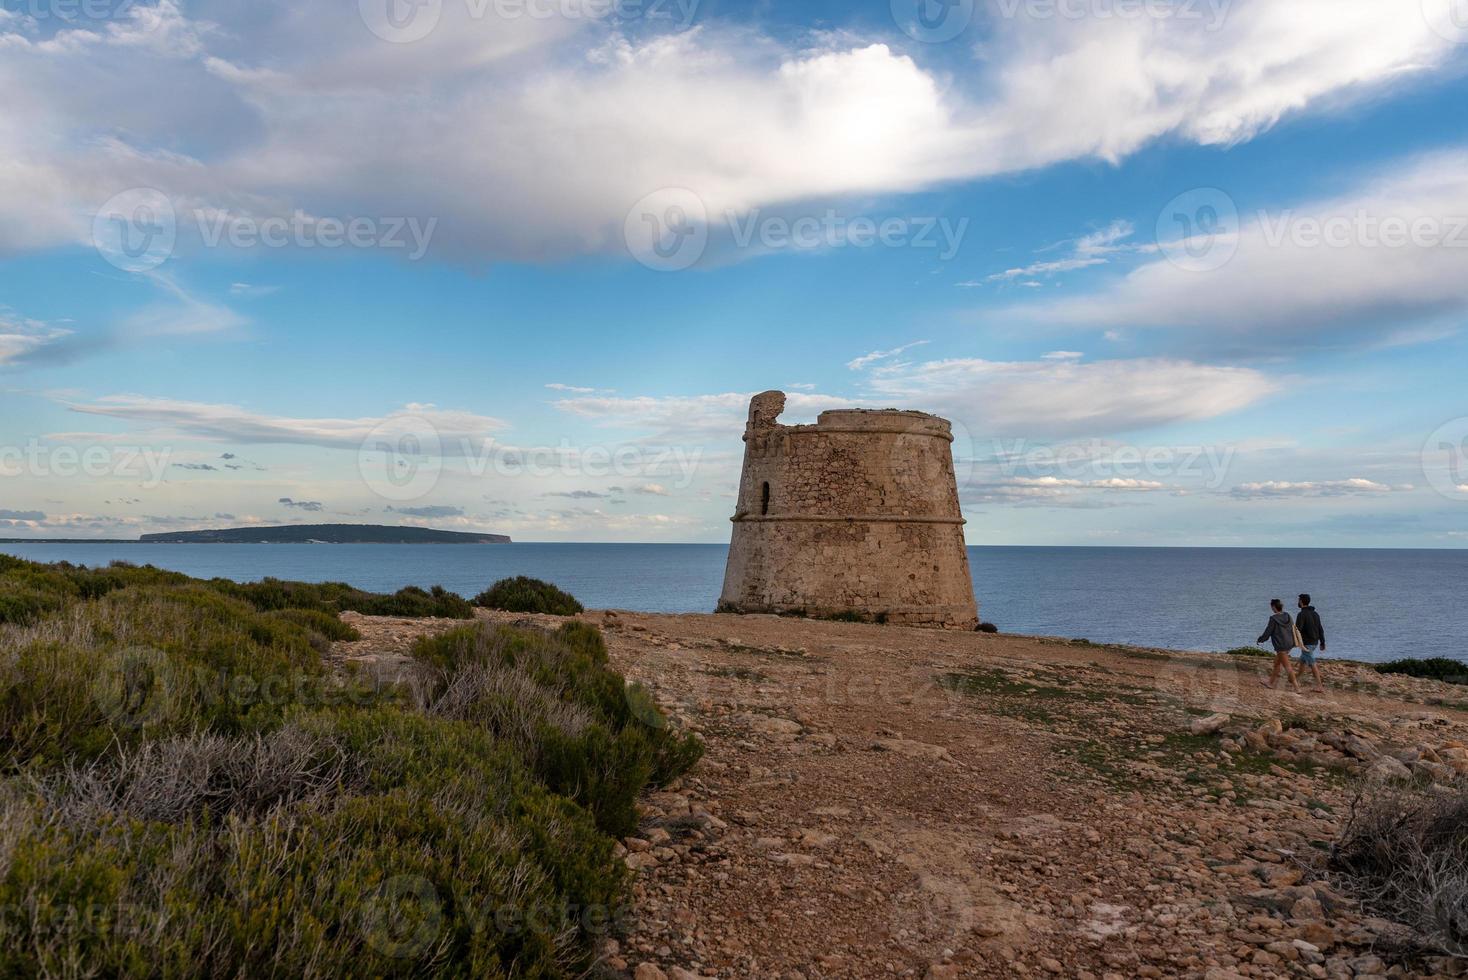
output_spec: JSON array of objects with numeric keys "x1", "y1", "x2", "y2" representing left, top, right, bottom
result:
[{"x1": 333, "y1": 611, "x2": 1468, "y2": 980}]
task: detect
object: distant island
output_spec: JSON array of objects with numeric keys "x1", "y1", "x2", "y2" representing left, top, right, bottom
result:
[{"x1": 138, "y1": 524, "x2": 512, "y2": 545}]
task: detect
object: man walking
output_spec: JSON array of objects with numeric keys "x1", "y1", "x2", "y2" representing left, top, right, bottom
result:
[
  {"x1": 1296, "y1": 594, "x2": 1327, "y2": 693},
  {"x1": 1258, "y1": 599, "x2": 1300, "y2": 691}
]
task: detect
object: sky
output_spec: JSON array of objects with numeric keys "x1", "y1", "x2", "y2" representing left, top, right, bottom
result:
[{"x1": 2, "y1": 0, "x2": 1468, "y2": 546}]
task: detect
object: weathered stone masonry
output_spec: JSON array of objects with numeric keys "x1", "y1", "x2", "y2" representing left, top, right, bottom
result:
[{"x1": 718, "y1": 391, "x2": 979, "y2": 630}]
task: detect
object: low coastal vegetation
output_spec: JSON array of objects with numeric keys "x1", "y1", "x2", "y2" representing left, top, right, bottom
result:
[
  {"x1": 1376, "y1": 657, "x2": 1468, "y2": 685},
  {"x1": 0, "y1": 556, "x2": 699, "y2": 975},
  {"x1": 0, "y1": 553, "x2": 474, "y2": 627},
  {"x1": 475, "y1": 576, "x2": 586, "y2": 616}
]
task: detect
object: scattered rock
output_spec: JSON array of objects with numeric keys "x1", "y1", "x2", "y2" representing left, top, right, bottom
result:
[
  {"x1": 1190, "y1": 713, "x2": 1230, "y2": 736},
  {"x1": 871, "y1": 737, "x2": 952, "y2": 761}
]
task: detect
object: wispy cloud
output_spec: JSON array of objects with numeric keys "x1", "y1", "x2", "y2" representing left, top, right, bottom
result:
[
  {"x1": 846, "y1": 341, "x2": 929, "y2": 371},
  {"x1": 867, "y1": 355, "x2": 1278, "y2": 438},
  {"x1": 61, "y1": 396, "x2": 508, "y2": 452},
  {"x1": 1004, "y1": 150, "x2": 1468, "y2": 347},
  {"x1": 1229, "y1": 479, "x2": 1415, "y2": 499}
]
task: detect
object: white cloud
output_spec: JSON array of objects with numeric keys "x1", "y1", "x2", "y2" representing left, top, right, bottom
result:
[
  {"x1": 545, "y1": 382, "x2": 613, "y2": 394},
  {"x1": 846, "y1": 340, "x2": 930, "y2": 371},
  {"x1": 1008, "y1": 149, "x2": 1468, "y2": 342},
  {"x1": 0, "y1": 314, "x2": 70, "y2": 365},
  {"x1": 0, "y1": 1, "x2": 1456, "y2": 262},
  {"x1": 551, "y1": 390, "x2": 854, "y2": 438},
  {"x1": 982, "y1": 220, "x2": 1158, "y2": 284},
  {"x1": 61, "y1": 395, "x2": 509, "y2": 452},
  {"x1": 1229, "y1": 478, "x2": 1415, "y2": 499},
  {"x1": 867, "y1": 355, "x2": 1277, "y2": 437},
  {"x1": 228, "y1": 282, "x2": 280, "y2": 298}
]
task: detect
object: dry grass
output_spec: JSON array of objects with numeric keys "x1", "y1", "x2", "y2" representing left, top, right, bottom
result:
[{"x1": 1332, "y1": 778, "x2": 1468, "y2": 955}]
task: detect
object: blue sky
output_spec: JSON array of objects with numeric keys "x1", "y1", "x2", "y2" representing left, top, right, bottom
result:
[{"x1": 2, "y1": 0, "x2": 1468, "y2": 545}]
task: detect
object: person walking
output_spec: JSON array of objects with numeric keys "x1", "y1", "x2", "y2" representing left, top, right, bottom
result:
[
  {"x1": 1258, "y1": 599, "x2": 1300, "y2": 691},
  {"x1": 1295, "y1": 594, "x2": 1327, "y2": 693}
]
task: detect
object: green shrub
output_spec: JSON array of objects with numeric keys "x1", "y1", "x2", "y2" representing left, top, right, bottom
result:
[
  {"x1": 1223, "y1": 646, "x2": 1273, "y2": 658},
  {"x1": 411, "y1": 622, "x2": 702, "y2": 836},
  {"x1": 0, "y1": 582, "x2": 66, "y2": 625},
  {"x1": 212, "y1": 577, "x2": 474, "y2": 620},
  {"x1": 474, "y1": 577, "x2": 584, "y2": 616},
  {"x1": 1376, "y1": 658, "x2": 1468, "y2": 684},
  {"x1": 264, "y1": 607, "x2": 363, "y2": 643},
  {"x1": 1, "y1": 710, "x2": 628, "y2": 977},
  {"x1": 0, "y1": 559, "x2": 666, "y2": 974}
]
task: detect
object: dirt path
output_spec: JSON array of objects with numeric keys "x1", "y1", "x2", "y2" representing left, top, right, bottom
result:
[{"x1": 336, "y1": 611, "x2": 1468, "y2": 980}]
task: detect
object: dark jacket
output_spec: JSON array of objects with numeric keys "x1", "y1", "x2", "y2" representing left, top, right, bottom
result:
[
  {"x1": 1258, "y1": 612, "x2": 1295, "y2": 652},
  {"x1": 1297, "y1": 606, "x2": 1324, "y2": 646}
]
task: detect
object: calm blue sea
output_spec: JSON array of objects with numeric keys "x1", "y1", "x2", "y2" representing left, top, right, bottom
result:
[{"x1": 2, "y1": 543, "x2": 1464, "y2": 663}]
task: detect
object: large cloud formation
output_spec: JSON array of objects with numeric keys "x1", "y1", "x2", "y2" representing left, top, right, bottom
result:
[{"x1": 0, "y1": 0, "x2": 1457, "y2": 263}]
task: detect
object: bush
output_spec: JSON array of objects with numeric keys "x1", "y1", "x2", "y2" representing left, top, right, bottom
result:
[
  {"x1": 215, "y1": 578, "x2": 475, "y2": 620},
  {"x1": 0, "y1": 586, "x2": 324, "y2": 771},
  {"x1": 412, "y1": 622, "x2": 702, "y2": 836},
  {"x1": 474, "y1": 577, "x2": 584, "y2": 616},
  {"x1": 0, "y1": 557, "x2": 690, "y2": 974},
  {"x1": 1332, "y1": 779, "x2": 1468, "y2": 955},
  {"x1": 1223, "y1": 646, "x2": 1273, "y2": 658},
  {"x1": 264, "y1": 607, "x2": 363, "y2": 643},
  {"x1": 1, "y1": 711, "x2": 626, "y2": 977},
  {"x1": 1376, "y1": 658, "x2": 1468, "y2": 685}
]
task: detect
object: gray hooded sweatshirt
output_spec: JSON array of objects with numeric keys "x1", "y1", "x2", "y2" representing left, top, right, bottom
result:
[{"x1": 1257, "y1": 612, "x2": 1295, "y2": 652}]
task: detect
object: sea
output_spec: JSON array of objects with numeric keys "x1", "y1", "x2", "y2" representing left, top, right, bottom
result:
[{"x1": 2, "y1": 543, "x2": 1464, "y2": 664}]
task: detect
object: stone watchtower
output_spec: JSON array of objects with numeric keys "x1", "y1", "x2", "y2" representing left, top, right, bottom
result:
[{"x1": 718, "y1": 391, "x2": 979, "y2": 630}]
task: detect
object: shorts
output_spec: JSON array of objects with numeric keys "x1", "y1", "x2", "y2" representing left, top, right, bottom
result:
[{"x1": 1298, "y1": 644, "x2": 1319, "y2": 666}]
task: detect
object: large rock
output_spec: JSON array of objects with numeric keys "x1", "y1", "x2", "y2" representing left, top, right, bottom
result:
[
  {"x1": 871, "y1": 737, "x2": 953, "y2": 761},
  {"x1": 1365, "y1": 756, "x2": 1412, "y2": 782},
  {"x1": 1190, "y1": 713, "x2": 1230, "y2": 736}
]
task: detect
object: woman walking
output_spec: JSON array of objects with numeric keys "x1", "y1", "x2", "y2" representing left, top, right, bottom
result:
[{"x1": 1258, "y1": 598, "x2": 1300, "y2": 691}]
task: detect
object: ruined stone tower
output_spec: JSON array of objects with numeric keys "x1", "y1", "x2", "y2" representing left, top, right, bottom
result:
[{"x1": 718, "y1": 391, "x2": 979, "y2": 630}]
